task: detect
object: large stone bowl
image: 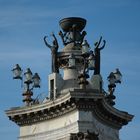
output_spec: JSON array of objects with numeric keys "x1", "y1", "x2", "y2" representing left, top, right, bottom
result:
[{"x1": 59, "y1": 17, "x2": 86, "y2": 32}]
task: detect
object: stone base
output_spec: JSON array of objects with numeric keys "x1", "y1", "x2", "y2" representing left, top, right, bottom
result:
[
  {"x1": 90, "y1": 74, "x2": 103, "y2": 92},
  {"x1": 19, "y1": 110, "x2": 119, "y2": 140},
  {"x1": 19, "y1": 122, "x2": 77, "y2": 140}
]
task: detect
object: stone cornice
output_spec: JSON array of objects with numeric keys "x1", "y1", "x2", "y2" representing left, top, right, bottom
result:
[
  {"x1": 5, "y1": 89, "x2": 103, "y2": 117},
  {"x1": 102, "y1": 99, "x2": 133, "y2": 121},
  {"x1": 93, "y1": 99, "x2": 134, "y2": 129},
  {"x1": 6, "y1": 93, "x2": 76, "y2": 126},
  {"x1": 6, "y1": 93, "x2": 71, "y2": 117},
  {"x1": 70, "y1": 88, "x2": 104, "y2": 99},
  {"x1": 70, "y1": 89, "x2": 134, "y2": 129},
  {"x1": 5, "y1": 88, "x2": 133, "y2": 128}
]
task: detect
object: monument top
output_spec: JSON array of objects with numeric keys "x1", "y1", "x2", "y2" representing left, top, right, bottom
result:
[{"x1": 59, "y1": 17, "x2": 86, "y2": 32}]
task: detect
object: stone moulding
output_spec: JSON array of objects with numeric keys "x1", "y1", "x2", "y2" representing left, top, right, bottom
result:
[
  {"x1": 5, "y1": 89, "x2": 133, "y2": 128},
  {"x1": 93, "y1": 99, "x2": 134, "y2": 129}
]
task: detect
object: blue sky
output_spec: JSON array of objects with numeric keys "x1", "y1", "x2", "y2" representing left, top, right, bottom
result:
[{"x1": 0, "y1": 0, "x2": 140, "y2": 139}]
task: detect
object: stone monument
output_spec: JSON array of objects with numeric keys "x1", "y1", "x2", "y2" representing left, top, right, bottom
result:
[{"x1": 5, "y1": 17, "x2": 133, "y2": 140}]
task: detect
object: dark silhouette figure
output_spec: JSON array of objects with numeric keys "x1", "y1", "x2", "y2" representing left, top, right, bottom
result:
[
  {"x1": 94, "y1": 36, "x2": 106, "y2": 75},
  {"x1": 44, "y1": 33, "x2": 59, "y2": 73},
  {"x1": 59, "y1": 25, "x2": 86, "y2": 46}
]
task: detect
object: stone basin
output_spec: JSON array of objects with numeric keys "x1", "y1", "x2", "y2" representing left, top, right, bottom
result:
[{"x1": 59, "y1": 17, "x2": 86, "y2": 32}]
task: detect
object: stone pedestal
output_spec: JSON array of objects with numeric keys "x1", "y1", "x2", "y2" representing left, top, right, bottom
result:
[
  {"x1": 90, "y1": 74, "x2": 103, "y2": 92},
  {"x1": 18, "y1": 110, "x2": 119, "y2": 140},
  {"x1": 48, "y1": 73, "x2": 63, "y2": 99},
  {"x1": 63, "y1": 69, "x2": 79, "y2": 80},
  {"x1": 6, "y1": 89, "x2": 133, "y2": 140}
]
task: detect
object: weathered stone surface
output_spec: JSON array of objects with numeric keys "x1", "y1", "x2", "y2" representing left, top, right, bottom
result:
[{"x1": 18, "y1": 109, "x2": 119, "y2": 140}]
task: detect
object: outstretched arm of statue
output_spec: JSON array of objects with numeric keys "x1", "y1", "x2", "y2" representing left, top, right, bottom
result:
[
  {"x1": 51, "y1": 33, "x2": 59, "y2": 48},
  {"x1": 99, "y1": 40, "x2": 106, "y2": 50},
  {"x1": 94, "y1": 36, "x2": 106, "y2": 50},
  {"x1": 95, "y1": 36, "x2": 102, "y2": 48},
  {"x1": 43, "y1": 36, "x2": 52, "y2": 49}
]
